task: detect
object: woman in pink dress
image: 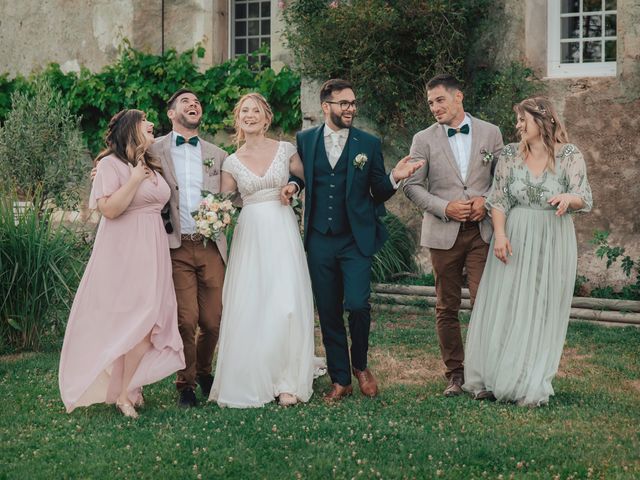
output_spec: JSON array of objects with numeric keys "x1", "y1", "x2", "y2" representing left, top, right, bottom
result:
[{"x1": 59, "y1": 109, "x2": 185, "y2": 418}]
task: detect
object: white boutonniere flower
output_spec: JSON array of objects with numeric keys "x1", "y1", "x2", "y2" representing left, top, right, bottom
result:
[
  {"x1": 353, "y1": 153, "x2": 368, "y2": 170},
  {"x1": 480, "y1": 148, "x2": 494, "y2": 166},
  {"x1": 203, "y1": 157, "x2": 215, "y2": 168}
]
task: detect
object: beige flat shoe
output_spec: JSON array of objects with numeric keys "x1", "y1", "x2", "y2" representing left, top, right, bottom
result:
[
  {"x1": 116, "y1": 401, "x2": 139, "y2": 419},
  {"x1": 278, "y1": 393, "x2": 298, "y2": 407}
]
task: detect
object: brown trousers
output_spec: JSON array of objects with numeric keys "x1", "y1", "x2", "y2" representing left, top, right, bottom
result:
[
  {"x1": 170, "y1": 238, "x2": 224, "y2": 391},
  {"x1": 430, "y1": 223, "x2": 489, "y2": 380}
]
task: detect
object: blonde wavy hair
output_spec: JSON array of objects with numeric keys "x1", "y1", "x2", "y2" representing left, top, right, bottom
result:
[
  {"x1": 232, "y1": 93, "x2": 273, "y2": 146},
  {"x1": 95, "y1": 109, "x2": 162, "y2": 174},
  {"x1": 514, "y1": 97, "x2": 568, "y2": 172}
]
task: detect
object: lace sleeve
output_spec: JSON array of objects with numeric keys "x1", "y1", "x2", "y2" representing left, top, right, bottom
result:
[
  {"x1": 282, "y1": 141, "x2": 297, "y2": 161},
  {"x1": 486, "y1": 145, "x2": 516, "y2": 215},
  {"x1": 221, "y1": 154, "x2": 236, "y2": 177},
  {"x1": 562, "y1": 144, "x2": 593, "y2": 213}
]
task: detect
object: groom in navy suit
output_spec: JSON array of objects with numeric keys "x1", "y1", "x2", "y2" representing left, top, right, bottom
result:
[{"x1": 283, "y1": 79, "x2": 423, "y2": 401}]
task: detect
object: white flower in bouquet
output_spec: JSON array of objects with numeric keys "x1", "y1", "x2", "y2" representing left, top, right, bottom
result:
[{"x1": 191, "y1": 191, "x2": 238, "y2": 246}]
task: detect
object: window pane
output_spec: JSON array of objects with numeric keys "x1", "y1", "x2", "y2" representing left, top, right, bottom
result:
[
  {"x1": 605, "y1": 40, "x2": 616, "y2": 61},
  {"x1": 604, "y1": 14, "x2": 616, "y2": 36},
  {"x1": 235, "y1": 20, "x2": 246, "y2": 37},
  {"x1": 561, "y1": 16, "x2": 581, "y2": 38},
  {"x1": 583, "y1": 40, "x2": 603, "y2": 62},
  {"x1": 583, "y1": 15, "x2": 602, "y2": 37},
  {"x1": 605, "y1": 0, "x2": 616, "y2": 10},
  {"x1": 561, "y1": 0, "x2": 580, "y2": 13},
  {"x1": 248, "y1": 2, "x2": 259, "y2": 18},
  {"x1": 583, "y1": 0, "x2": 602, "y2": 12},
  {"x1": 262, "y1": 38, "x2": 271, "y2": 48},
  {"x1": 235, "y1": 38, "x2": 246, "y2": 55},
  {"x1": 561, "y1": 42, "x2": 580, "y2": 63},
  {"x1": 248, "y1": 38, "x2": 260, "y2": 53},
  {"x1": 261, "y1": 1, "x2": 270, "y2": 17},
  {"x1": 261, "y1": 19, "x2": 270, "y2": 35},
  {"x1": 235, "y1": 3, "x2": 247, "y2": 19},
  {"x1": 248, "y1": 20, "x2": 260, "y2": 36}
]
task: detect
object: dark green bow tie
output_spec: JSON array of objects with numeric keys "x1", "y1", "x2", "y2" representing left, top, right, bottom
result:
[
  {"x1": 447, "y1": 124, "x2": 470, "y2": 137},
  {"x1": 176, "y1": 135, "x2": 199, "y2": 147}
]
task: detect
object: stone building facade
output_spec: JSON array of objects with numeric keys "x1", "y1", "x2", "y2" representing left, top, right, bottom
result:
[{"x1": 1, "y1": 0, "x2": 638, "y2": 287}]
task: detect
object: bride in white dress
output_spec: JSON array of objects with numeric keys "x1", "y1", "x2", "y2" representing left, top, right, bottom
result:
[{"x1": 209, "y1": 93, "x2": 320, "y2": 408}]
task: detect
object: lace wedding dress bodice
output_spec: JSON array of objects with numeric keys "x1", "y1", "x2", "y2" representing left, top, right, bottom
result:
[{"x1": 222, "y1": 141, "x2": 296, "y2": 206}]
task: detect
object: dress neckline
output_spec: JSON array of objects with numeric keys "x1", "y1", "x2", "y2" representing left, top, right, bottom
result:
[{"x1": 235, "y1": 141, "x2": 284, "y2": 178}]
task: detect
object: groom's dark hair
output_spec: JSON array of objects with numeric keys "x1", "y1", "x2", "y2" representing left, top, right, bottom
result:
[
  {"x1": 426, "y1": 74, "x2": 463, "y2": 92},
  {"x1": 167, "y1": 88, "x2": 198, "y2": 110},
  {"x1": 320, "y1": 79, "x2": 354, "y2": 103}
]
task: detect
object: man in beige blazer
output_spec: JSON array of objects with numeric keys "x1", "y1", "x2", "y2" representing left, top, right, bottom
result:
[
  {"x1": 403, "y1": 74, "x2": 503, "y2": 397},
  {"x1": 150, "y1": 89, "x2": 228, "y2": 408}
]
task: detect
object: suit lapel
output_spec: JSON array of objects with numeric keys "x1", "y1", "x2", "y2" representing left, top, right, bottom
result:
[
  {"x1": 200, "y1": 141, "x2": 212, "y2": 193},
  {"x1": 436, "y1": 126, "x2": 463, "y2": 183},
  {"x1": 306, "y1": 125, "x2": 324, "y2": 197},
  {"x1": 346, "y1": 128, "x2": 358, "y2": 197},
  {"x1": 466, "y1": 115, "x2": 482, "y2": 181},
  {"x1": 158, "y1": 134, "x2": 178, "y2": 189}
]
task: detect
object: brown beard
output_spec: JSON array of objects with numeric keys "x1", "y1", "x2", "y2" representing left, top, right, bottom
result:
[
  {"x1": 330, "y1": 110, "x2": 353, "y2": 129},
  {"x1": 175, "y1": 112, "x2": 202, "y2": 130}
]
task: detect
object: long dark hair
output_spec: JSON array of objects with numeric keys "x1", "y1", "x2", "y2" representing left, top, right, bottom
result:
[{"x1": 94, "y1": 109, "x2": 162, "y2": 174}]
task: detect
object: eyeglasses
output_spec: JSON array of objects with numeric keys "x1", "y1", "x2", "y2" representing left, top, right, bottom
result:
[{"x1": 324, "y1": 100, "x2": 357, "y2": 111}]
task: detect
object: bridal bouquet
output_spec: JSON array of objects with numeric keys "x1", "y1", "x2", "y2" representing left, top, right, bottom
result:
[{"x1": 191, "y1": 191, "x2": 237, "y2": 246}]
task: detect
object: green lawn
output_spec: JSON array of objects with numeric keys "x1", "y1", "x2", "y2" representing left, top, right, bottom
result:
[{"x1": 1, "y1": 311, "x2": 639, "y2": 479}]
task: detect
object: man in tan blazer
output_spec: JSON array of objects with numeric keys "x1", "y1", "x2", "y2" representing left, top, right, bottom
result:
[
  {"x1": 403, "y1": 74, "x2": 503, "y2": 397},
  {"x1": 150, "y1": 89, "x2": 228, "y2": 408}
]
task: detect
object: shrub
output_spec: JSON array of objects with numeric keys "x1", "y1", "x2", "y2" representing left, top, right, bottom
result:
[
  {"x1": 372, "y1": 213, "x2": 418, "y2": 283},
  {"x1": 0, "y1": 79, "x2": 89, "y2": 211},
  {"x1": 0, "y1": 45, "x2": 302, "y2": 156},
  {"x1": 0, "y1": 191, "x2": 90, "y2": 352},
  {"x1": 282, "y1": 0, "x2": 537, "y2": 141},
  {"x1": 590, "y1": 230, "x2": 640, "y2": 300}
]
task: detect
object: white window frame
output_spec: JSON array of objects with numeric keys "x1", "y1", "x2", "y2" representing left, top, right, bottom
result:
[
  {"x1": 229, "y1": 0, "x2": 272, "y2": 65},
  {"x1": 547, "y1": 0, "x2": 617, "y2": 78}
]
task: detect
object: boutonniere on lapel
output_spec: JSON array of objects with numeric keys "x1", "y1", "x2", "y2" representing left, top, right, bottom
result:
[
  {"x1": 353, "y1": 153, "x2": 368, "y2": 170},
  {"x1": 203, "y1": 157, "x2": 218, "y2": 176},
  {"x1": 480, "y1": 148, "x2": 494, "y2": 166}
]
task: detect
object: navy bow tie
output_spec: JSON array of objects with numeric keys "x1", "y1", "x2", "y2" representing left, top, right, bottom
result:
[
  {"x1": 447, "y1": 124, "x2": 470, "y2": 137},
  {"x1": 176, "y1": 135, "x2": 199, "y2": 147}
]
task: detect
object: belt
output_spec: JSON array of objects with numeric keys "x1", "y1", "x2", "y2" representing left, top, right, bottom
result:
[
  {"x1": 459, "y1": 221, "x2": 479, "y2": 231},
  {"x1": 180, "y1": 233, "x2": 205, "y2": 242}
]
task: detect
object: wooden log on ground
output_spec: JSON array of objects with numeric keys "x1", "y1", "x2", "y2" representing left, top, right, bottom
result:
[
  {"x1": 371, "y1": 304, "x2": 640, "y2": 327},
  {"x1": 372, "y1": 284, "x2": 640, "y2": 312}
]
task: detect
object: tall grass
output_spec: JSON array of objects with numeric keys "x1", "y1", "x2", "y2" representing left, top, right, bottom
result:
[
  {"x1": 0, "y1": 192, "x2": 90, "y2": 352},
  {"x1": 372, "y1": 213, "x2": 418, "y2": 282}
]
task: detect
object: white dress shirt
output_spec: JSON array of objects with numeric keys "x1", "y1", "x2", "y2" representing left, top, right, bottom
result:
[
  {"x1": 323, "y1": 124, "x2": 400, "y2": 188},
  {"x1": 170, "y1": 131, "x2": 203, "y2": 234},
  {"x1": 444, "y1": 113, "x2": 473, "y2": 180}
]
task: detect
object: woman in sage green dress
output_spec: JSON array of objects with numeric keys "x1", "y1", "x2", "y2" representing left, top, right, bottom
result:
[{"x1": 463, "y1": 97, "x2": 592, "y2": 407}]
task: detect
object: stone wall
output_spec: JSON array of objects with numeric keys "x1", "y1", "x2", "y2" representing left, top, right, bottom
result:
[{"x1": 0, "y1": 0, "x2": 285, "y2": 76}]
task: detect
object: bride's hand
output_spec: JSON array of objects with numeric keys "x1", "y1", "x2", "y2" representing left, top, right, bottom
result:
[{"x1": 280, "y1": 184, "x2": 297, "y2": 205}]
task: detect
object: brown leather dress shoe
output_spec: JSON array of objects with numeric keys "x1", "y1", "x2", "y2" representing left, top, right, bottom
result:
[
  {"x1": 352, "y1": 368, "x2": 379, "y2": 397},
  {"x1": 323, "y1": 383, "x2": 353, "y2": 402},
  {"x1": 443, "y1": 376, "x2": 464, "y2": 397}
]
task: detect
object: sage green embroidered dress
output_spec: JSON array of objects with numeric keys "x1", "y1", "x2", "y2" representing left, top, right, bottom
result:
[{"x1": 463, "y1": 143, "x2": 592, "y2": 406}]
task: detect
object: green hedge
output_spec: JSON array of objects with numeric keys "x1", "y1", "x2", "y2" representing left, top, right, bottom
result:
[{"x1": 0, "y1": 45, "x2": 302, "y2": 156}]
